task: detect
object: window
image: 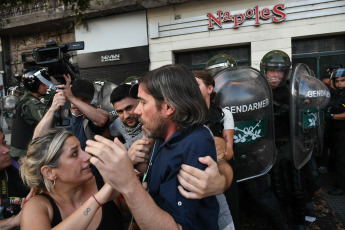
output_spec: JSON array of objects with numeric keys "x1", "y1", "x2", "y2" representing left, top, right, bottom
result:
[
  {"x1": 292, "y1": 35, "x2": 345, "y2": 79},
  {"x1": 175, "y1": 45, "x2": 250, "y2": 70}
]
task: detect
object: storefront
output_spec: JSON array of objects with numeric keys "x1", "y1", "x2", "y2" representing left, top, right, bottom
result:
[
  {"x1": 147, "y1": 0, "x2": 345, "y2": 78},
  {"x1": 75, "y1": 10, "x2": 149, "y2": 85}
]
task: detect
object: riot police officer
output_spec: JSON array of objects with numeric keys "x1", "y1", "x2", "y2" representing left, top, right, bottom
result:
[
  {"x1": 326, "y1": 68, "x2": 345, "y2": 196},
  {"x1": 10, "y1": 67, "x2": 52, "y2": 159},
  {"x1": 207, "y1": 53, "x2": 282, "y2": 230},
  {"x1": 205, "y1": 53, "x2": 237, "y2": 77},
  {"x1": 261, "y1": 50, "x2": 323, "y2": 230}
]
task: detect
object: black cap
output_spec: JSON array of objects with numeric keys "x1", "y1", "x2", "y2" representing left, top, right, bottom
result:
[{"x1": 71, "y1": 79, "x2": 94, "y2": 100}]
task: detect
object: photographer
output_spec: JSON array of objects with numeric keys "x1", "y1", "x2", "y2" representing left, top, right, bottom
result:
[
  {"x1": 10, "y1": 68, "x2": 51, "y2": 159},
  {"x1": 33, "y1": 74, "x2": 110, "y2": 150}
]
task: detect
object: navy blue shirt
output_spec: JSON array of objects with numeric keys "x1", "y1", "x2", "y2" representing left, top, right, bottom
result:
[
  {"x1": 69, "y1": 114, "x2": 88, "y2": 150},
  {"x1": 147, "y1": 126, "x2": 219, "y2": 229}
]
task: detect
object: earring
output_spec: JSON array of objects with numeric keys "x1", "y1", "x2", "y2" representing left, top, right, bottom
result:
[{"x1": 53, "y1": 180, "x2": 56, "y2": 188}]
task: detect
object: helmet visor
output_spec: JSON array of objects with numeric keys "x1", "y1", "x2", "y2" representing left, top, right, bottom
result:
[
  {"x1": 34, "y1": 69, "x2": 56, "y2": 90},
  {"x1": 263, "y1": 66, "x2": 290, "y2": 89}
]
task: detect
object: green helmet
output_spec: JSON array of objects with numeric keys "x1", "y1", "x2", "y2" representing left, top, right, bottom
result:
[
  {"x1": 260, "y1": 50, "x2": 291, "y2": 89},
  {"x1": 205, "y1": 54, "x2": 237, "y2": 77},
  {"x1": 124, "y1": 76, "x2": 140, "y2": 86}
]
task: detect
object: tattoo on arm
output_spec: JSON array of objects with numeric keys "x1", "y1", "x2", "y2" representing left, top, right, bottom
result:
[
  {"x1": 84, "y1": 207, "x2": 91, "y2": 216},
  {"x1": 1, "y1": 224, "x2": 11, "y2": 229}
]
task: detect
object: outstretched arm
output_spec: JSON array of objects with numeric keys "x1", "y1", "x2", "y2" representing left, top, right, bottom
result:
[
  {"x1": 20, "y1": 184, "x2": 118, "y2": 230},
  {"x1": 0, "y1": 188, "x2": 34, "y2": 230},
  {"x1": 62, "y1": 74, "x2": 109, "y2": 127},
  {"x1": 333, "y1": 112, "x2": 345, "y2": 120},
  {"x1": 33, "y1": 91, "x2": 66, "y2": 139},
  {"x1": 86, "y1": 136, "x2": 182, "y2": 230}
]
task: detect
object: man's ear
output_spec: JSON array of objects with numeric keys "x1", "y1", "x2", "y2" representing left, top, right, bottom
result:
[
  {"x1": 162, "y1": 102, "x2": 175, "y2": 117},
  {"x1": 41, "y1": 166, "x2": 56, "y2": 181}
]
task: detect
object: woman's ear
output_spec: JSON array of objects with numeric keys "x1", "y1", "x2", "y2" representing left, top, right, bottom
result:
[
  {"x1": 41, "y1": 166, "x2": 56, "y2": 181},
  {"x1": 208, "y1": 85, "x2": 214, "y2": 95}
]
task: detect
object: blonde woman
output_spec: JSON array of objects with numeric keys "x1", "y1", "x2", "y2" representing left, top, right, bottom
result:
[{"x1": 19, "y1": 129, "x2": 124, "y2": 230}]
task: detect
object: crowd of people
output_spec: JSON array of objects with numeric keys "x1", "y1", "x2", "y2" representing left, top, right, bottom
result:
[{"x1": 0, "y1": 49, "x2": 343, "y2": 230}]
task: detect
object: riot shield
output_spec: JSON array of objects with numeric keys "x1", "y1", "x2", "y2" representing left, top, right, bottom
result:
[
  {"x1": 214, "y1": 66, "x2": 275, "y2": 182},
  {"x1": 97, "y1": 81, "x2": 118, "y2": 120},
  {"x1": 289, "y1": 63, "x2": 330, "y2": 170}
]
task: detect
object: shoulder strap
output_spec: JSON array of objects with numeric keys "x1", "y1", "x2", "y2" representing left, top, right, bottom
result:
[
  {"x1": 40, "y1": 193, "x2": 62, "y2": 227},
  {"x1": 0, "y1": 170, "x2": 9, "y2": 207}
]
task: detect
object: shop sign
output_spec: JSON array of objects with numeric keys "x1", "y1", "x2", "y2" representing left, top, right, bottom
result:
[
  {"x1": 101, "y1": 54, "x2": 120, "y2": 62},
  {"x1": 78, "y1": 46, "x2": 149, "y2": 68},
  {"x1": 207, "y1": 4, "x2": 286, "y2": 29}
]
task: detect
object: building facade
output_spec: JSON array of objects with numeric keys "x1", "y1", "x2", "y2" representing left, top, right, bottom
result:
[
  {"x1": 75, "y1": 10, "x2": 149, "y2": 85},
  {"x1": 147, "y1": 0, "x2": 345, "y2": 79},
  {"x1": 0, "y1": 0, "x2": 344, "y2": 91}
]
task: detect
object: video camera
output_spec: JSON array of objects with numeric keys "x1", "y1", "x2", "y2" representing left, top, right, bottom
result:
[
  {"x1": 32, "y1": 40, "x2": 84, "y2": 85},
  {"x1": 32, "y1": 40, "x2": 84, "y2": 129}
]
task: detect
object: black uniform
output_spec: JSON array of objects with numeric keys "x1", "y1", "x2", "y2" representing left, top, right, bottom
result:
[
  {"x1": 270, "y1": 85, "x2": 320, "y2": 229},
  {"x1": 327, "y1": 89, "x2": 345, "y2": 190}
]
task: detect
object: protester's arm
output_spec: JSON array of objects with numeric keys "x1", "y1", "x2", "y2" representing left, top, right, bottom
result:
[
  {"x1": 0, "y1": 188, "x2": 34, "y2": 230},
  {"x1": 87, "y1": 136, "x2": 182, "y2": 230},
  {"x1": 62, "y1": 74, "x2": 109, "y2": 127},
  {"x1": 333, "y1": 112, "x2": 345, "y2": 120},
  {"x1": 222, "y1": 129, "x2": 234, "y2": 161},
  {"x1": 20, "y1": 184, "x2": 117, "y2": 230},
  {"x1": 0, "y1": 216, "x2": 20, "y2": 230},
  {"x1": 177, "y1": 156, "x2": 233, "y2": 199},
  {"x1": 222, "y1": 108, "x2": 235, "y2": 161},
  {"x1": 33, "y1": 91, "x2": 66, "y2": 139}
]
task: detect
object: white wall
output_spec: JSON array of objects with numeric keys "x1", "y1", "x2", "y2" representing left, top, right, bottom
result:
[
  {"x1": 75, "y1": 10, "x2": 148, "y2": 54},
  {"x1": 147, "y1": 0, "x2": 345, "y2": 70}
]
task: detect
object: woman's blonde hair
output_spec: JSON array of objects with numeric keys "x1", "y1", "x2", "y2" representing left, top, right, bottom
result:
[{"x1": 20, "y1": 129, "x2": 73, "y2": 194}]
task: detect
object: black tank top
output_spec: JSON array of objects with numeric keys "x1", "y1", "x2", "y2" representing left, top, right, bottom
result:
[{"x1": 40, "y1": 175, "x2": 123, "y2": 229}]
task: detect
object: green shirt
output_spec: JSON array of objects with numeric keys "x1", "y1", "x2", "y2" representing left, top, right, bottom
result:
[{"x1": 10, "y1": 92, "x2": 46, "y2": 158}]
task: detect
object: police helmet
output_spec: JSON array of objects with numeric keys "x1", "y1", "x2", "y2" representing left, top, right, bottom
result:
[
  {"x1": 22, "y1": 67, "x2": 53, "y2": 93},
  {"x1": 124, "y1": 76, "x2": 140, "y2": 86},
  {"x1": 260, "y1": 50, "x2": 291, "y2": 88},
  {"x1": 330, "y1": 68, "x2": 345, "y2": 90},
  {"x1": 205, "y1": 54, "x2": 237, "y2": 77}
]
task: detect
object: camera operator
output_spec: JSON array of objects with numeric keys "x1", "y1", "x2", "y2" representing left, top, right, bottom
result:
[
  {"x1": 33, "y1": 74, "x2": 110, "y2": 150},
  {"x1": 10, "y1": 68, "x2": 51, "y2": 160}
]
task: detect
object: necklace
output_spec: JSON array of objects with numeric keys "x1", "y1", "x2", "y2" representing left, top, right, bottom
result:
[
  {"x1": 142, "y1": 140, "x2": 157, "y2": 184},
  {"x1": 54, "y1": 191, "x2": 84, "y2": 208}
]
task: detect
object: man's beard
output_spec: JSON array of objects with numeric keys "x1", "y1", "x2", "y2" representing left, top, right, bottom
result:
[
  {"x1": 139, "y1": 115, "x2": 167, "y2": 140},
  {"x1": 122, "y1": 117, "x2": 139, "y2": 128}
]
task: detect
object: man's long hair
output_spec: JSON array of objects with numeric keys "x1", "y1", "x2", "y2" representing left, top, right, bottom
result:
[{"x1": 140, "y1": 64, "x2": 208, "y2": 130}]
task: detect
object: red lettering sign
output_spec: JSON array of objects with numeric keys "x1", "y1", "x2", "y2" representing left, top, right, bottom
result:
[
  {"x1": 207, "y1": 11, "x2": 223, "y2": 29},
  {"x1": 207, "y1": 3, "x2": 286, "y2": 29},
  {"x1": 272, "y1": 4, "x2": 286, "y2": 22}
]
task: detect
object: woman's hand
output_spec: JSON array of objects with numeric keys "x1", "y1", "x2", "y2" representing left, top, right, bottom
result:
[{"x1": 11, "y1": 188, "x2": 35, "y2": 227}]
